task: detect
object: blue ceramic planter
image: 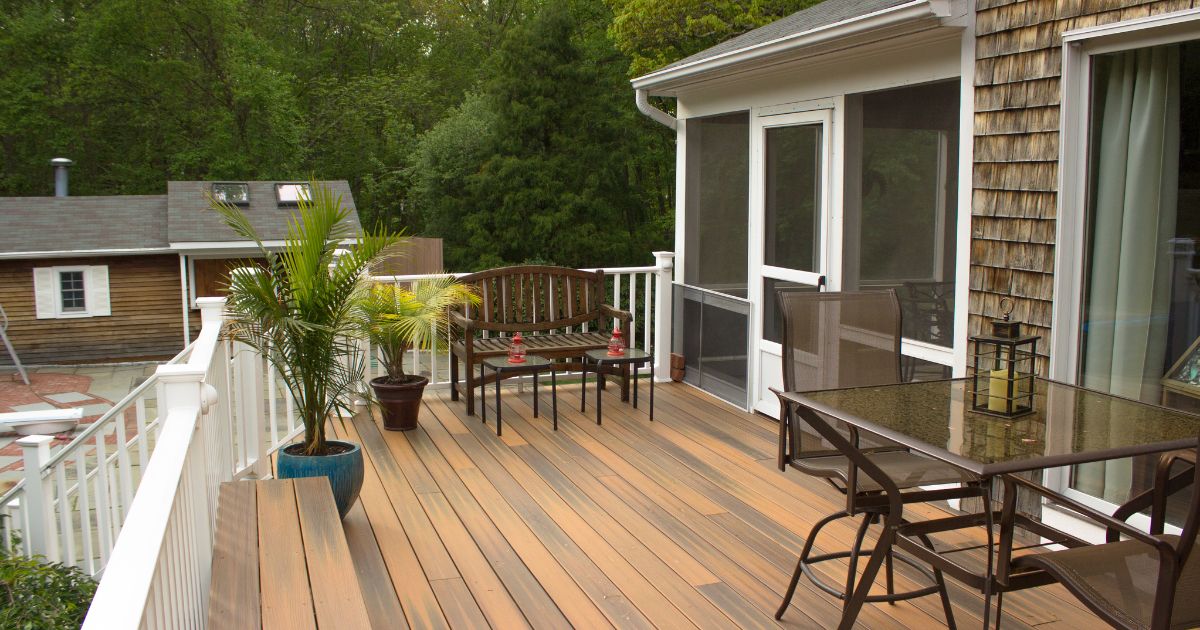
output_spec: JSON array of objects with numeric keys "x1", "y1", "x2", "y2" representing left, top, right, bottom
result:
[{"x1": 276, "y1": 440, "x2": 363, "y2": 519}]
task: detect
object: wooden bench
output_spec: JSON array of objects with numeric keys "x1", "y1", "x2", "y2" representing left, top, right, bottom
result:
[
  {"x1": 207, "y1": 478, "x2": 372, "y2": 630},
  {"x1": 450, "y1": 265, "x2": 631, "y2": 416}
]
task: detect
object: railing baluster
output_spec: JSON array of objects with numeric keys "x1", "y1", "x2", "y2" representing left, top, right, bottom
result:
[
  {"x1": 629, "y1": 273, "x2": 638, "y2": 349},
  {"x1": 55, "y1": 464, "x2": 74, "y2": 567},
  {"x1": 75, "y1": 454, "x2": 94, "y2": 575},
  {"x1": 92, "y1": 436, "x2": 113, "y2": 563},
  {"x1": 114, "y1": 410, "x2": 133, "y2": 518}
]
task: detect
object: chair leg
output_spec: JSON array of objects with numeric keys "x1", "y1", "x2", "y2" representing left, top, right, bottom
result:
[
  {"x1": 450, "y1": 354, "x2": 460, "y2": 401},
  {"x1": 843, "y1": 513, "x2": 874, "y2": 607},
  {"x1": 775, "y1": 554, "x2": 806, "y2": 620},
  {"x1": 884, "y1": 530, "x2": 896, "y2": 604},
  {"x1": 838, "y1": 521, "x2": 895, "y2": 630},
  {"x1": 915, "y1": 531, "x2": 957, "y2": 630},
  {"x1": 993, "y1": 592, "x2": 1003, "y2": 630},
  {"x1": 777, "y1": 510, "x2": 846, "y2": 620}
]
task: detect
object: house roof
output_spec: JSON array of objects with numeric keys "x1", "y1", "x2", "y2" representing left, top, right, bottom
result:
[
  {"x1": 0, "y1": 180, "x2": 362, "y2": 258},
  {"x1": 631, "y1": 0, "x2": 949, "y2": 92},
  {"x1": 166, "y1": 181, "x2": 361, "y2": 245},
  {"x1": 0, "y1": 195, "x2": 170, "y2": 255}
]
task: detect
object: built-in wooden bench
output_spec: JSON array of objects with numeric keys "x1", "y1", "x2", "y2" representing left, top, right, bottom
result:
[
  {"x1": 450, "y1": 265, "x2": 632, "y2": 415},
  {"x1": 207, "y1": 478, "x2": 372, "y2": 630}
]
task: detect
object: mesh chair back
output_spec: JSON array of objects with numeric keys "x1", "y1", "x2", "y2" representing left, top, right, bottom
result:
[{"x1": 777, "y1": 289, "x2": 903, "y2": 466}]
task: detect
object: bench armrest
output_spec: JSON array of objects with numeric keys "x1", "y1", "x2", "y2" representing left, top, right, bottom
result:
[
  {"x1": 599, "y1": 304, "x2": 632, "y2": 327},
  {"x1": 449, "y1": 310, "x2": 476, "y2": 333}
]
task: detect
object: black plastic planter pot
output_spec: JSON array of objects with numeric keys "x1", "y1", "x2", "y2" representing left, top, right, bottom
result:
[{"x1": 370, "y1": 375, "x2": 429, "y2": 431}]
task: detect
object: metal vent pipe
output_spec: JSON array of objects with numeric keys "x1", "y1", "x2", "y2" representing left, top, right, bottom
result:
[{"x1": 50, "y1": 157, "x2": 73, "y2": 197}]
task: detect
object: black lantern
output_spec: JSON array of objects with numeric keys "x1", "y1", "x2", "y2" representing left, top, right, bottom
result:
[{"x1": 970, "y1": 298, "x2": 1039, "y2": 417}]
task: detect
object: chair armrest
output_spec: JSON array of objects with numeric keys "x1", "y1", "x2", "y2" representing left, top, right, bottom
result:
[
  {"x1": 599, "y1": 304, "x2": 632, "y2": 326},
  {"x1": 1005, "y1": 474, "x2": 1166, "y2": 549}
]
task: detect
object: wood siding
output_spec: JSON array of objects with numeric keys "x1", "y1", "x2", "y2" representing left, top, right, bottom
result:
[
  {"x1": 0, "y1": 255, "x2": 185, "y2": 364},
  {"x1": 971, "y1": 0, "x2": 1198, "y2": 373}
]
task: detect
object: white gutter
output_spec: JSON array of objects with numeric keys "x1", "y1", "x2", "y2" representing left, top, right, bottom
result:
[
  {"x1": 631, "y1": 0, "x2": 951, "y2": 92},
  {"x1": 636, "y1": 89, "x2": 677, "y2": 129},
  {"x1": 0, "y1": 246, "x2": 173, "y2": 260}
]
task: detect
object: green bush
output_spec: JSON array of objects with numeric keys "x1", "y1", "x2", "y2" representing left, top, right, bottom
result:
[{"x1": 0, "y1": 544, "x2": 96, "y2": 630}]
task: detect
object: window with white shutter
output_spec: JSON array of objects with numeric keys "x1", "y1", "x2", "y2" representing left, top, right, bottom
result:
[{"x1": 32, "y1": 265, "x2": 111, "y2": 319}]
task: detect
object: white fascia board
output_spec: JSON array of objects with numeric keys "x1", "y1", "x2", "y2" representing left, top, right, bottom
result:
[
  {"x1": 0, "y1": 247, "x2": 173, "y2": 260},
  {"x1": 631, "y1": 0, "x2": 951, "y2": 92},
  {"x1": 170, "y1": 239, "x2": 358, "y2": 255}
]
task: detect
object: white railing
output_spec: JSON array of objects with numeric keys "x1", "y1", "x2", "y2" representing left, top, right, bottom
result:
[
  {"x1": 0, "y1": 342, "x2": 192, "y2": 570},
  {"x1": 63, "y1": 252, "x2": 674, "y2": 628},
  {"x1": 367, "y1": 252, "x2": 676, "y2": 386}
]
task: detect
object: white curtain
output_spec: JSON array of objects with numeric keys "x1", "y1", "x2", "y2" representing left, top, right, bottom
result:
[{"x1": 1079, "y1": 45, "x2": 1181, "y2": 501}]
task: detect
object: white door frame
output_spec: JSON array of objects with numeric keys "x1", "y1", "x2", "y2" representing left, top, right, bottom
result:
[{"x1": 749, "y1": 105, "x2": 837, "y2": 414}]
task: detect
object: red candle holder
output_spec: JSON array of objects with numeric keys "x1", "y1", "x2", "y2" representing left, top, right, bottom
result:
[
  {"x1": 507, "y1": 333, "x2": 526, "y2": 363},
  {"x1": 607, "y1": 328, "x2": 625, "y2": 356}
]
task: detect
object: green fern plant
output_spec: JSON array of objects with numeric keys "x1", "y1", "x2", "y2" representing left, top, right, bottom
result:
[
  {"x1": 211, "y1": 181, "x2": 400, "y2": 456},
  {"x1": 355, "y1": 278, "x2": 479, "y2": 383}
]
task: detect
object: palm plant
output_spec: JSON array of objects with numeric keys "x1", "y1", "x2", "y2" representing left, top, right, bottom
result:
[
  {"x1": 211, "y1": 182, "x2": 400, "y2": 456},
  {"x1": 356, "y1": 278, "x2": 479, "y2": 383}
]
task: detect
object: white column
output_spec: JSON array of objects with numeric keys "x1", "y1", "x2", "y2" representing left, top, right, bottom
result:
[
  {"x1": 17, "y1": 435, "x2": 57, "y2": 560},
  {"x1": 652, "y1": 251, "x2": 675, "y2": 382},
  {"x1": 179, "y1": 254, "x2": 191, "y2": 347},
  {"x1": 195, "y1": 296, "x2": 226, "y2": 327}
]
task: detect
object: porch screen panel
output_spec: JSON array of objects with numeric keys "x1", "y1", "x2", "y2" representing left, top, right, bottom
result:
[
  {"x1": 684, "y1": 112, "x2": 749, "y2": 298},
  {"x1": 764, "y1": 124, "x2": 821, "y2": 272},
  {"x1": 843, "y1": 81, "x2": 959, "y2": 348}
]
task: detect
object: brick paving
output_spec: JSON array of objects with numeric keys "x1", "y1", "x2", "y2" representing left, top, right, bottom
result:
[{"x1": 0, "y1": 364, "x2": 158, "y2": 488}]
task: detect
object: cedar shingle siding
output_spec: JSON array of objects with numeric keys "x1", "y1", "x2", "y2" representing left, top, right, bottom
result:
[{"x1": 970, "y1": 0, "x2": 1198, "y2": 372}]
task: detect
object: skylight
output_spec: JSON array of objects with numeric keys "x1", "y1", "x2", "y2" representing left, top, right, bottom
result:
[
  {"x1": 275, "y1": 183, "x2": 312, "y2": 205},
  {"x1": 211, "y1": 182, "x2": 249, "y2": 205}
]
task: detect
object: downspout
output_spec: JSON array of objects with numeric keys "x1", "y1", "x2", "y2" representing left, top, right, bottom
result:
[{"x1": 635, "y1": 89, "x2": 677, "y2": 130}]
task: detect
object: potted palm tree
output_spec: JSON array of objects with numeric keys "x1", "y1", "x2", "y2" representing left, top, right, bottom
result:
[
  {"x1": 355, "y1": 278, "x2": 478, "y2": 430},
  {"x1": 212, "y1": 181, "x2": 399, "y2": 518}
]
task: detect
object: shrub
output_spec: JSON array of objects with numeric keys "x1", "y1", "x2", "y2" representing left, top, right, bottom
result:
[{"x1": 0, "y1": 545, "x2": 96, "y2": 630}]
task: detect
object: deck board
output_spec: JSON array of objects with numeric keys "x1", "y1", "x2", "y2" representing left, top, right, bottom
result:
[{"x1": 336, "y1": 381, "x2": 1105, "y2": 629}]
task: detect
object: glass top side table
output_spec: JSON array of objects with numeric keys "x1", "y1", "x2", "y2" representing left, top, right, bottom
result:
[
  {"x1": 480, "y1": 355, "x2": 557, "y2": 436},
  {"x1": 580, "y1": 348, "x2": 653, "y2": 425}
]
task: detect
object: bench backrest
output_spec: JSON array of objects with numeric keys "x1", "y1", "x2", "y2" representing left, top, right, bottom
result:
[{"x1": 457, "y1": 265, "x2": 605, "y2": 333}]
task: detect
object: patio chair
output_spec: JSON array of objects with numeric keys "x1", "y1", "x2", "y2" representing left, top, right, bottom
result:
[
  {"x1": 1008, "y1": 448, "x2": 1200, "y2": 630},
  {"x1": 773, "y1": 289, "x2": 984, "y2": 626}
]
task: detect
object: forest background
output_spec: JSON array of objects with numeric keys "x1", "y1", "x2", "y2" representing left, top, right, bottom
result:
[{"x1": 0, "y1": 0, "x2": 816, "y2": 270}]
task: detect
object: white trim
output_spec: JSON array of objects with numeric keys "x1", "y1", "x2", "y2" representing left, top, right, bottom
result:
[
  {"x1": 1063, "y1": 7, "x2": 1200, "y2": 46},
  {"x1": 952, "y1": 10, "x2": 975, "y2": 377},
  {"x1": 631, "y1": 0, "x2": 951, "y2": 91},
  {"x1": 179, "y1": 255, "x2": 190, "y2": 346},
  {"x1": 169, "y1": 240, "x2": 288, "y2": 252},
  {"x1": 901, "y1": 337, "x2": 955, "y2": 366},
  {"x1": 0, "y1": 247, "x2": 172, "y2": 260}
]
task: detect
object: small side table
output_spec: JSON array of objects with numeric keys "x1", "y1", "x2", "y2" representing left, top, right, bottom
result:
[
  {"x1": 481, "y1": 355, "x2": 557, "y2": 436},
  {"x1": 580, "y1": 348, "x2": 653, "y2": 425}
]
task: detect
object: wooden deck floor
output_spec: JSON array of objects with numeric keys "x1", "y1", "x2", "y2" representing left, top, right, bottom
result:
[{"x1": 330, "y1": 381, "x2": 1100, "y2": 629}]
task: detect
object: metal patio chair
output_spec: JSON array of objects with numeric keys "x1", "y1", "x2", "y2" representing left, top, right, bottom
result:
[
  {"x1": 1009, "y1": 448, "x2": 1200, "y2": 630},
  {"x1": 773, "y1": 289, "x2": 984, "y2": 626}
]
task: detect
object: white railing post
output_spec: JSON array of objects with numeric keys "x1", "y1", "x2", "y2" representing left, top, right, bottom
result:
[
  {"x1": 652, "y1": 251, "x2": 675, "y2": 382},
  {"x1": 17, "y1": 435, "x2": 56, "y2": 560}
]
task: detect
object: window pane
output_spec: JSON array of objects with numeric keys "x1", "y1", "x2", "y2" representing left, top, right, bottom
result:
[
  {"x1": 1073, "y1": 42, "x2": 1199, "y2": 516},
  {"x1": 762, "y1": 278, "x2": 818, "y2": 344},
  {"x1": 275, "y1": 183, "x2": 311, "y2": 204},
  {"x1": 211, "y1": 183, "x2": 249, "y2": 204},
  {"x1": 764, "y1": 124, "x2": 821, "y2": 272},
  {"x1": 60, "y1": 271, "x2": 85, "y2": 311},
  {"x1": 684, "y1": 112, "x2": 749, "y2": 298},
  {"x1": 843, "y1": 81, "x2": 959, "y2": 347}
]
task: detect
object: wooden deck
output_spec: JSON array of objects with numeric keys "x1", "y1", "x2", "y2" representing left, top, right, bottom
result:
[{"x1": 329, "y1": 381, "x2": 1100, "y2": 629}]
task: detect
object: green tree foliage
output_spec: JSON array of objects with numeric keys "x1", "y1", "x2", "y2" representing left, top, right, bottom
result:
[
  {"x1": 0, "y1": 0, "x2": 773, "y2": 269},
  {"x1": 0, "y1": 542, "x2": 96, "y2": 629},
  {"x1": 607, "y1": 0, "x2": 819, "y2": 77}
]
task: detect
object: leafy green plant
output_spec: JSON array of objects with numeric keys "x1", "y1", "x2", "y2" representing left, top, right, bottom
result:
[
  {"x1": 212, "y1": 181, "x2": 400, "y2": 456},
  {"x1": 355, "y1": 278, "x2": 479, "y2": 383},
  {"x1": 0, "y1": 544, "x2": 96, "y2": 629}
]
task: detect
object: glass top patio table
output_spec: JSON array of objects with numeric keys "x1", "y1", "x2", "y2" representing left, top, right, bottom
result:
[{"x1": 780, "y1": 378, "x2": 1200, "y2": 476}]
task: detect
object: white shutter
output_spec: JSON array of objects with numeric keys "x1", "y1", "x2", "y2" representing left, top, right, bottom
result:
[
  {"x1": 32, "y1": 268, "x2": 55, "y2": 319},
  {"x1": 85, "y1": 266, "x2": 111, "y2": 316}
]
